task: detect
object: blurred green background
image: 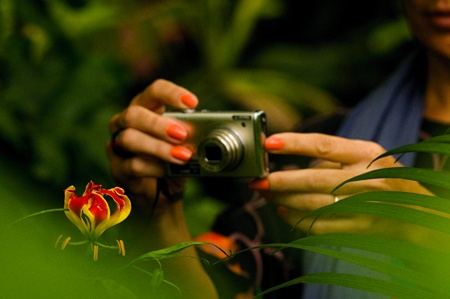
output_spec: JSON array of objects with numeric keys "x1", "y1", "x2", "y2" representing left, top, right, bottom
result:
[{"x1": 0, "y1": 0, "x2": 414, "y2": 297}]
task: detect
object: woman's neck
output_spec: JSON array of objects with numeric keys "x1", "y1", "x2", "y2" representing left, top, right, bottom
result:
[{"x1": 424, "y1": 52, "x2": 450, "y2": 124}]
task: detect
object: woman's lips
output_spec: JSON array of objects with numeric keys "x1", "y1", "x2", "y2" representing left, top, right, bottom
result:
[{"x1": 426, "y1": 11, "x2": 450, "y2": 30}]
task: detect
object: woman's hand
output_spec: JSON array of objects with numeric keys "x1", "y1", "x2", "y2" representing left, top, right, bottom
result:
[
  {"x1": 106, "y1": 79, "x2": 219, "y2": 299},
  {"x1": 106, "y1": 79, "x2": 198, "y2": 217},
  {"x1": 249, "y1": 133, "x2": 433, "y2": 236}
]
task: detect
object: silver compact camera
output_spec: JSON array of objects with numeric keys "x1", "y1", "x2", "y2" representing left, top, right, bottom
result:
[{"x1": 164, "y1": 110, "x2": 269, "y2": 178}]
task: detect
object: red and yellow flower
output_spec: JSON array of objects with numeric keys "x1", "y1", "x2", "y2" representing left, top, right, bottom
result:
[{"x1": 56, "y1": 181, "x2": 131, "y2": 260}]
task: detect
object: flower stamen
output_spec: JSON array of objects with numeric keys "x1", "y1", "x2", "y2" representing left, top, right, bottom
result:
[
  {"x1": 55, "y1": 234, "x2": 63, "y2": 248},
  {"x1": 93, "y1": 244, "x2": 99, "y2": 261},
  {"x1": 117, "y1": 239, "x2": 126, "y2": 256},
  {"x1": 61, "y1": 236, "x2": 71, "y2": 250}
]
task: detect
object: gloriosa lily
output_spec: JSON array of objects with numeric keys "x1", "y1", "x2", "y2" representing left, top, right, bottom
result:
[{"x1": 55, "y1": 181, "x2": 131, "y2": 261}]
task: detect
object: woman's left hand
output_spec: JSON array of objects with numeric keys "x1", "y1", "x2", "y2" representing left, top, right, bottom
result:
[{"x1": 249, "y1": 133, "x2": 433, "y2": 235}]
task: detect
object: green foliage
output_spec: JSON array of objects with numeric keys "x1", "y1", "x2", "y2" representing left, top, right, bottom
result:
[
  {"x1": 0, "y1": 0, "x2": 131, "y2": 192},
  {"x1": 256, "y1": 135, "x2": 450, "y2": 298}
]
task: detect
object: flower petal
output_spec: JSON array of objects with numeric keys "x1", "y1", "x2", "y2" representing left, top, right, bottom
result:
[
  {"x1": 107, "y1": 187, "x2": 132, "y2": 223},
  {"x1": 93, "y1": 187, "x2": 131, "y2": 237},
  {"x1": 89, "y1": 193, "x2": 110, "y2": 226},
  {"x1": 64, "y1": 185, "x2": 91, "y2": 237}
]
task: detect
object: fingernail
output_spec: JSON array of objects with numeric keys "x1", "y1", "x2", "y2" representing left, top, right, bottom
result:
[
  {"x1": 167, "y1": 123, "x2": 187, "y2": 141},
  {"x1": 248, "y1": 178, "x2": 269, "y2": 190},
  {"x1": 170, "y1": 146, "x2": 192, "y2": 161},
  {"x1": 181, "y1": 94, "x2": 198, "y2": 109},
  {"x1": 265, "y1": 137, "x2": 284, "y2": 150}
]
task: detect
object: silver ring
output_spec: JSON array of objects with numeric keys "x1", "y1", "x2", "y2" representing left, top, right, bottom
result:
[{"x1": 334, "y1": 195, "x2": 340, "y2": 203}]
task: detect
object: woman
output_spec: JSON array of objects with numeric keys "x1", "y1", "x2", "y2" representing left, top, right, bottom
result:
[{"x1": 106, "y1": 0, "x2": 450, "y2": 297}]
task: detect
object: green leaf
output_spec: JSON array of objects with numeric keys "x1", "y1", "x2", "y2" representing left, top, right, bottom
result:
[
  {"x1": 150, "y1": 268, "x2": 164, "y2": 290},
  {"x1": 296, "y1": 192, "x2": 450, "y2": 235},
  {"x1": 129, "y1": 241, "x2": 209, "y2": 265},
  {"x1": 367, "y1": 18, "x2": 411, "y2": 54},
  {"x1": 10, "y1": 208, "x2": 66, "y2": 226},
  {"x1": 257, "y1": 273, "x2": 438, "y2": 299},
  {"x1": 421, "y1": 134, "x2": 450, "y2": 143},
  {"x1": 47, "y1": 0, "x2": 120, "y2": 39},
  {"x1": 244, "y1": 233, "x2": 450, "y2": 294},
  {"x1": 372, "y1": 136, "x2": 450, "y2": 163},
  {"x1": 292, "y1": 234, "x2": 450, "y2": 269},
  {"x1": 333, "y1": 167, "x2": 450, "y2": 192},
  {"x1": 100, "y1": 278, "x2": 139, "y2": 299},
  {"x1": 218, "y1": 0, "x2": 283, "y2": 67}
]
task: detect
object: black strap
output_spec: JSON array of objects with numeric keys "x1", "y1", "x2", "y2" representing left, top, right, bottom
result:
[{"x1": 149, "y1": 178, "x2": 184, "y2": 217}]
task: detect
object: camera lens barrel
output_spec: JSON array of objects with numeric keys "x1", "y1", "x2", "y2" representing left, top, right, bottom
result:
[{"x1": 198, "y1": 127, "x2": 243, "y2": 173}]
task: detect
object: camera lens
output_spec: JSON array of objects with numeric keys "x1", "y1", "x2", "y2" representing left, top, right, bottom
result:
[
  {"x1": 204, "y1": 145, "x2": 222, "y2": 163},
  {"x1": 198, "y1": 128, "x2": 243, "y2": 173}
]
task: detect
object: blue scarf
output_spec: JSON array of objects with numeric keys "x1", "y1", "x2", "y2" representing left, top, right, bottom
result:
[
  {"x1": 302, "y1": 51, "x2": 425, "y2": 299},
  {"x1": 337, "y1": 52, "x2": 425, "y2": 166}
]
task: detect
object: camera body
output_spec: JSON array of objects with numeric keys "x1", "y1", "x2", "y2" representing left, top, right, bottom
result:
[{"x1": 164, "y1": 110, "x2": 269, "y2": 178}]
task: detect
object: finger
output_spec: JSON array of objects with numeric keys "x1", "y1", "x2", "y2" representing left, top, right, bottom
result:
[
  {"x1": 264, "y1": 168, "x2": 354, "y2": 193},
  {"x1": 131, "y1": 79, "x2": 198, "y2": 111},
  {"x1": 272, "y1": 193, "x2": 335, "y2": 212},
  {"x1": 266, "y1": 133, "x2": 387, "y2": 165},
  {"x1": 109, "y1": 113, "x2": 121, "y2": 135},
  {"x1": 310, "y1": 159, "x2": 341, "y2": 169},
  {"x1": 251, "y1": 168, "x2": 391, "y2": 195},
  {"x1": 109, "y1": 128, "x2": 192, "y2": 164},
  {"x1": 109, "y1": 105, "x2": 188, "y2": 144},
  {"x1": 108, "y1": 149, "x2": 166, "y2": 179}
]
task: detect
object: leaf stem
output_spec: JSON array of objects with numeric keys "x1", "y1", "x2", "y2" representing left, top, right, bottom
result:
[{"x1": 10, "y1": 208, "x2": 68, "y2": 226}]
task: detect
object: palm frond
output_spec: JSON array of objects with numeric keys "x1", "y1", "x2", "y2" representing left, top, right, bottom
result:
[{"x1": 257, "y1": 134, "x2": 450, "y2": 297}]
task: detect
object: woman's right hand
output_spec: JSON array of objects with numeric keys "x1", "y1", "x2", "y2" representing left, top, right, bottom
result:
[{"x1": 106, "y1": 79, "x2": 199, "y2": 217}]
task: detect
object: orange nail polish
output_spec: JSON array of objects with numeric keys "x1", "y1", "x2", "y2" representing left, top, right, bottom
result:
[
  {"x1": 248, "y1": 178, "x2": 270, "y2": 190},
  {"x1": 167, "y1": 124, "x2": 187, "y2": 141},
  {"x1": 170, "y1": 146, "x2": 192, "y2": 161},
  {"x1": 265, "y1": 137, "x2": 284, "y2": 150},
  {"x1": 181, "y1": 94, "x2": 198, "y2": 109}
]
